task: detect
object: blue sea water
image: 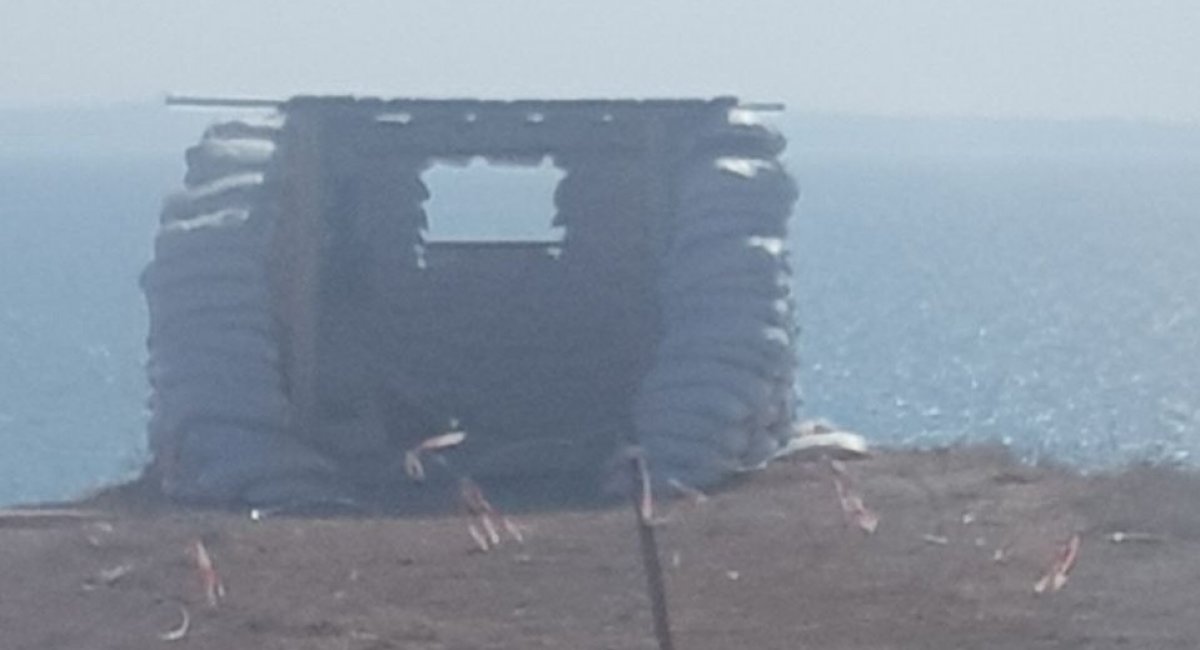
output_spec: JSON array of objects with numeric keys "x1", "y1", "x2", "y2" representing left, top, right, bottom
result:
[
  {"x1": 790, "y1": 152, "x2": 1200, "y2": 468},
  {"x1": 1, "y1": 158, "x2": 141, "y2": 501},
  {"x1": 0, "y1": 155, "x2": 186, "y2": 503},
  {"x1": 1, "y1": 114, "x2": 1197, "y2": 505}
]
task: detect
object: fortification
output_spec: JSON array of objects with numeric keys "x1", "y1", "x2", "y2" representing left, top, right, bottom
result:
[{"x1": 142, "y1": 96, "x2": 798, "y2": 505}]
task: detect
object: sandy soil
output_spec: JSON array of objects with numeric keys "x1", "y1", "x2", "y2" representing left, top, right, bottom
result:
[{"x1": 3, "y1": 446, "x2": 1199, "y2": 650}]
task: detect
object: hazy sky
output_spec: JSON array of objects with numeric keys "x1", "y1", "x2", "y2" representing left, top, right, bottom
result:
[{"x1": 2, "y1": 0, "x2": 1198, "y2": 123}]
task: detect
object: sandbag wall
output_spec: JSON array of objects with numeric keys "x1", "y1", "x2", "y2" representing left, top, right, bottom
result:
[
  {"x1": 634, "y1": 112, "x2": 799, "y2": 487},
  {"x1": 142, "y1": 100, "x2": 798, "y2": 503},
  {"x1": 142, "y1": 116, "x2": 335, "y2": 503}
]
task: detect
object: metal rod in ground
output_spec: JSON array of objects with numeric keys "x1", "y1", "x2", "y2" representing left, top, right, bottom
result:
[{"x1": 629, "y1": 454, "x2": 676, "y2": 650}]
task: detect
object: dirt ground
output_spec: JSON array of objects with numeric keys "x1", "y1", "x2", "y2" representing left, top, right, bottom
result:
[{"x1": 3, "y1": 446, "x2": 1199, "y2": 650}]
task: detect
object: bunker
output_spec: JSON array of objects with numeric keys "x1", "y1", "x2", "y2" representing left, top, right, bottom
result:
[{"x1": 142, "y1": 96, "x2": 799, "y2": 506}]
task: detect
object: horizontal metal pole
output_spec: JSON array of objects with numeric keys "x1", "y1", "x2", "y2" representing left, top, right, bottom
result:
[
  {"x1": 165, "y1": 94, "x2": 283, "y2": 109},
  {"x1": 165, "y1": 94, "x2": 783, "y2": 112},
  {"x1": 737, "y1": 102, "x2": 786, "y2": 112}
]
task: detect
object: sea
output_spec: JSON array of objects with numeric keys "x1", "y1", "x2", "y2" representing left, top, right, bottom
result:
[{"x1": 1, "y1": 107, "x2": 1197, "y2": 505}]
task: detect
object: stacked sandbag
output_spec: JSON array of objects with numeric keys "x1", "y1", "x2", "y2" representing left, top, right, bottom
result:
[
  {"x1": 142, "y1": 116, "x2": 334, "y2": 504},
  {"x1": 635, "y1": 110, "x2": 799, "y2": 487}
]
